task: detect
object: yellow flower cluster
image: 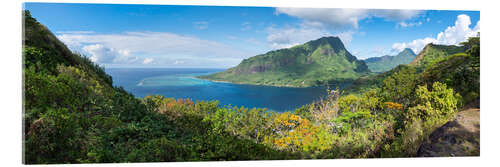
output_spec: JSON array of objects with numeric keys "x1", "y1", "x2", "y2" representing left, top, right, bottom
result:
[
  {"x1": 384, "y1": 102, "x2": 403, "y2": 110},
  {"x1": 274, "y1": 113, "x2": 302, "y2": 128}
]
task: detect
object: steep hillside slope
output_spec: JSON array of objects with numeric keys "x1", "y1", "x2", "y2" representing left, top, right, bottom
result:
[
  {"x1": 365, "y1": 48, "x2": 416, "y2": 72},
  {"x1": 345, "y1": 43, "x2": 470, "y2": 95},
  {"x1": 23, "y1": 10, "x2": 155, "y2": 163},
  {"x1": 200, "y1": 37, "x2": 370, "y2": 87},
  {"x1": 410, "y1": 43, "x2": 465, "y2": 67},
  {"x1": 341, "y1": 37, "x2": 479, "y2": 158},
  {"x1": 23, "y1": 11, "x2": 112, "y2": 85},
  {"x1": 23, "y1": 11, "x2": 283, "y2": 164}
]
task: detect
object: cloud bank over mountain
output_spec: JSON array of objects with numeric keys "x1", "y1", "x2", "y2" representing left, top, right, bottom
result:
[
  {"x1": 267, "y1": 8, "x2": 421, "y2": 50},
  {"x1": 392, "y1": 14, "x2": 480, "y2": 53},
  {"x1": 57, "y1": 31, "x2": 256, "y2": 68}
]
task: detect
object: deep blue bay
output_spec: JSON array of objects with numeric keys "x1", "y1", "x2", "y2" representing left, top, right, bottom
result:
[{"x1": 105, "y1": 68, "x2": 344, "y2": 112}]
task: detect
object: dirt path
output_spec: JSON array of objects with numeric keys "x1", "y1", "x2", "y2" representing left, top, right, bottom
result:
[{"x1": 417, "y1": 108, "x2": 480, "y2": 157}]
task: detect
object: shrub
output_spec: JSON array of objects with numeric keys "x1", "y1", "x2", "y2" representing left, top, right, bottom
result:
[
  {"x1": 382, "y1": 82, "x2": 460, "y2": 157},
  {"x1": 380, "y1": 65, "x2": 419, "y2": 106},
  {"x1": 406, "y1": 82, "x2": 460, "y2": 122},
  {"x1": 25, "y1": 108, "x2": 84, "y2": 163}
]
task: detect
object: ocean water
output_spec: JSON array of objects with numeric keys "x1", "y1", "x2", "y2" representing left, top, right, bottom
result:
[{"x1": 105, "y1": 68, "x2": 339, "y2": 112}]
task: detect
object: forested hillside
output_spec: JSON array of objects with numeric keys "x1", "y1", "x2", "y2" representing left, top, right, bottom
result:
[
  {"x1": 410, "y1": 43, "x2": 465, "y2": 66},
  {"x1": 200, "y1": 37, "x2": 370, "y2": 87},
  {"x1": 365, "y1": 48, "x2": 416, "y2": 73},
  {"x1": 23, "y1": 10, "x2": 283, "y2": 163},
  {"x1": 23, "y1": 11, "x2": 480, "y2": 164},
  {"x1": 345, "y1": 41, "x2": 477, "y2": 99}
]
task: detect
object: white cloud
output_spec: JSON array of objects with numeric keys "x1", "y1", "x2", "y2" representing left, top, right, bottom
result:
[
  {"x1": 266, "y1": 26, "x2": 332, "y2": 49},
  {"x1": 81, "y1": 44, "x2": 139, "y2": 64},
  {"x1": 392, "y1": 37, "x2": 436, "y2": 53},
  {"x1": 392, "y1": 14, "x2": 480, "y2": 53},
  {"x1": 353, "y1": 47, "x2": 393, "y2": 60},
  {"x1": 173, "y1": 60, "x2": 184, "y2": 64},
  {"x1": 268, "y1": 8, "x2": 421, "y2": 50},
  {"x1": 265, "y1": 23, "x2": 357, "y2": 50},
  {"x1": 276, "y1": 8, "x2": 366, "y2": 29},
  {"x1": 81, "y1": 44, "x2": 113, "y2": 63},
  {"x1": 143, "y1": 58, "x2": 154, "y2": 64},
  {"x1": 374, "y1": 47, "x2": 390, "y2": 56},
  {"x1": 241, "y1": 22, "x2": 252, "y2": 31},
  {"x1": 473, "y1": 20, "x2": 480, "y2": 32},
  {"x1": 371, "y1": 10, "x2": 422, "y2": 21},
  {"x1": 398, "y1": 21, "x2": 422, "y2": 28},
  {"x1": 193, "y1": 21, "x2": 209, "y2": 30},
  {"x1": 245, "y1": 38, "x2": 264, "y2": 46},
  {"x1": 276, "y1": 8, "x2": 421, "y2": 29},
  {"x1": 335, "y1": 30, "x2": 355, "y2": 45},
  {"x1": 55, "y1": 31, "x2": 95, "y2": 34},
  {"x1": 57, "y1": 31, "x2": 255, "y2": 68}
]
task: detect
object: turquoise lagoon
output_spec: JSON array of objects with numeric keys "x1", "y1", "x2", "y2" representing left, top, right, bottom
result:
[{"x1": 105, "y1": 68, "x2": 342, "y2": 112}]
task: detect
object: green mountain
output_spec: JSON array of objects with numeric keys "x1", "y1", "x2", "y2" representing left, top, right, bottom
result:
[
  {"x1": 364, "y1": 48, "x2": 416, "y2": 72},
  {"x1": 199, "y1": 36, "x2": 370, "y2": 87},
  {"x1": 345, "y1": 42, "x2": 474, "y2": 98},
  {"x1": 410, "y1": 43, "x2": 465, "y2": 67}
]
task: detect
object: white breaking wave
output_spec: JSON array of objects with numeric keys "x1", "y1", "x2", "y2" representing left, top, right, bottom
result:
[{"x1": 137, "y1": 80, "x2": 144, "y2": 86}]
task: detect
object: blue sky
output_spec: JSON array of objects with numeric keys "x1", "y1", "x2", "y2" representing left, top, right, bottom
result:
[{"x1": 24, "y1": 3, "x2": 480, "y2": 68}]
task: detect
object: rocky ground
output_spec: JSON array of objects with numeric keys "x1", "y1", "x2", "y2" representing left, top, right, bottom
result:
[{"x1": 417, "y1": 105, "x2": 480, "y2": 157}]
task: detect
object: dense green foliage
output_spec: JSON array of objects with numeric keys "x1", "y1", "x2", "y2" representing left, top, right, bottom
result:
[
  {"x1": 420, "y1": 36, "x2": 480, "y2": 105},
  {"x1": 23, "y1": 10, "x2": 480, "y2": 164},
  {"x1": 365, "y1": 48, "x2": 417, "y2": 73},
  {"x1": 345, "y1": 40, "x2": 476, "y2": 97},
  {"x1": 342, "y1": 65, "x2": 410, "y2": 95},
  {"x1": 23, "y1": 12, "x2": 112, "y2": 85},
  {"x1": 199, "y1": 37, "x2": 370, "y2": 87},
  {"x1": 410, "y1": 43, "x2": 465, "y2": 67}
]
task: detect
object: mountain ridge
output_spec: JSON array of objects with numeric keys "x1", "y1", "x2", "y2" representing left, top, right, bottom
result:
[
  {"x1": 364, "y1": 48, "x2": 417, "y2": 72},
  {"x1": 344, "y1": 42, "x2": 474, "y2": 96},
  {"x1": 199, "y1": 36, "x2": 370, "y2": 87},
  {"x1": 410, "y1": 43, "x2": 465, "y2": 66}
]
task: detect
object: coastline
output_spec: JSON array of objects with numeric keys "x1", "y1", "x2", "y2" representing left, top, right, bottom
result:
[
  {"x1": 195, "y1": 75, "x2": 352, "y2": 89},
  {"x1": 195, "y1": 75, "x2": 311, "y2": 88}
]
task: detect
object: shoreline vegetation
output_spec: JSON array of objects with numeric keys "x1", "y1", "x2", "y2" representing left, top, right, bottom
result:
[
  {"x1": 23, "y1": 10, "x2": 480, "y2": 164},
  {"x1": 196, "y1": 75, "x2": 351, "y2": 89}
]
